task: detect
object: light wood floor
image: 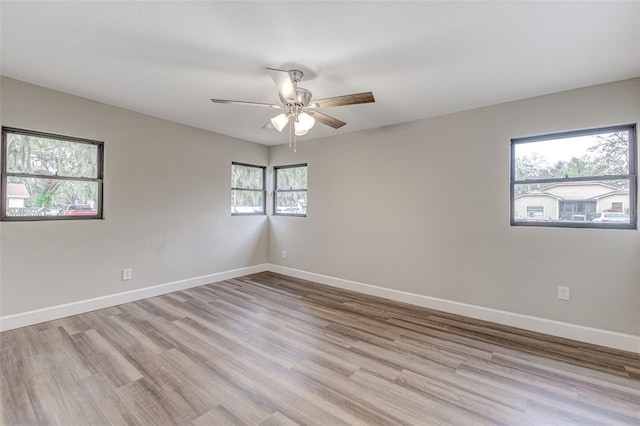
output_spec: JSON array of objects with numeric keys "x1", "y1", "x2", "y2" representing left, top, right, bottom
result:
[{"x1": 1, "y1": 272, "x2": 639, "y2": 425}]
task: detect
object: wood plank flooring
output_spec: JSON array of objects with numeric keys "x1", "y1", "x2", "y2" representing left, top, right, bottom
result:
[{"x1": 1, "y1": 271, "x2": 639, "y2": 425}]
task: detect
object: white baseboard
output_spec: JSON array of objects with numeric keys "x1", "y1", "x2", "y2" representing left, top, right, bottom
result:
[
  {"x1": 0, "y1": 264, "x2": 269, "y2": 332},
  {"x1": 3, "y1": 262, "x2": 637, "y2": 353},
  {"x1": 267, "y1": 264, "x2": 640, "y2": 354}
]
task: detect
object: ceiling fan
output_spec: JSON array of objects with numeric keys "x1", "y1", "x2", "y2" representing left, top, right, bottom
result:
[{"x1": 211, "y1": 68, "x2": 375, "y2": 151}]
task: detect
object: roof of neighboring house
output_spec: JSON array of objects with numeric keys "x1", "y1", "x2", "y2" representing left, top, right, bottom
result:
[
  {"x1": 514, "y1": 191, "x2": 562, "y2": 200},
  {"x1": 593, "y1": 189, "x2": 629, "y2": 199},
  {"x1": 6, "y1": 183, "x2": 30, "y2": 198},
  {"x1": 541, "y1": 182, "x2": 619, "y2": 191}
]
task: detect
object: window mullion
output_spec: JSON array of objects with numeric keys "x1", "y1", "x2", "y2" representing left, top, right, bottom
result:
[
  {"x1": 515, "y1": 175, "x2": 632, "y2": 185},
  {"x1": 231, "y1": 187, "x2": 265, "y2": 192},
  {"x1": 5, "y1": 172, "x2": 101, "y2": 183}
]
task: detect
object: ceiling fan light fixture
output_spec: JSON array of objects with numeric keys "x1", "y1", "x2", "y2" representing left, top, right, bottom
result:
[
  {"x1": 294, "y1": 125, "x2": 309, "y2": 137},
  {"x1": 211, "y1": 67, "x2": 375, "y2": 150},
  {"x1": 296, "y1": 112, "x2": 315, "y2": 132},
  {"x1": 270, "y1": 113, "x2": 289, "y2": 132}
]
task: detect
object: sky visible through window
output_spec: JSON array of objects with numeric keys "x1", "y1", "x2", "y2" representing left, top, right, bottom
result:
[{"x1": 514, "y1": 135, "x2": 598, "y2": 165}]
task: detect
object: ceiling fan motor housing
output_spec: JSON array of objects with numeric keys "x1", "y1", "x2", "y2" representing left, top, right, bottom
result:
[
  {"x1": 279, "y1": 87, "x2": 312, "y2": 107},
  {"x1": 277, "y1": 69, "x2": 312, "y2": 106}
]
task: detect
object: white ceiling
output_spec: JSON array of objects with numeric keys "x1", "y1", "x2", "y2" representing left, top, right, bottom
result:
[{"x1": 1, "y1": 1, "x2": 639, "y2": 146}]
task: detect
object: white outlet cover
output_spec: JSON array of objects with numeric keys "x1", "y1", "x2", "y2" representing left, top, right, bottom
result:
[{"x1": 558, "y1": 285, "x2": 570, "y2": 301}]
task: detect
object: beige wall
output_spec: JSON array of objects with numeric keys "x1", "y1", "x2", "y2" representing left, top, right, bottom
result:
[
  {"x1": 269, "y1": 78, "x2": 640, "y2": 335},
  {"x1": 2, "y1": 76, "x2": 638, "y2": 337},
  {"x1": 0, "y1": 77, "x2": 269, "y2": 316}
]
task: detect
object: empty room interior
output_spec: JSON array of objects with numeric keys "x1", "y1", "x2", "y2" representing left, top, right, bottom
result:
[{"x1": 1, "y1": 2, "x2": 639, "y2": 425}]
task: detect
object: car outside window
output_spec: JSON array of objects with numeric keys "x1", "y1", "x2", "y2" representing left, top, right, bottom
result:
[{"x1": 592, "y1": 212, "x2": 630, "y2": 223}]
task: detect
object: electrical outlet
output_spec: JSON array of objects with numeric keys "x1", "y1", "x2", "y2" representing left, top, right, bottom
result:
[
  {"x1": 122, "y1": 268, "x2": 132, "y2": 281},
  {"x1": 557, "y1": 285, "x2": 570, "y2": 301},
  {"x1": 282, "y1": 250, "x2": 287, "y2": 259}
]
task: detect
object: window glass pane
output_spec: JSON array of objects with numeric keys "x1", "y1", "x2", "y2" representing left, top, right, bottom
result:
[
  {"x1": 276, "y1": 166, "x2": 307, "y2": 190},
  {"x1": 5, "y1": 176, "x2": 99, "y2": 217},
  {"x1": 275, "y1": 191, "x2": 307, "y2": 215},
  {"x1": 526, "y1": 206, "x2": 544, "y2": 217},
  {"x1": 231, "y1": 190, "x2": 264, "y2": 214},
  {"x1": 611, "y1": 202, "x2": 623, "y2": 212},
  {"x1": 514, "y1": 179, "x2": 630, "y2": 224},
  {"x1": 5, "y1": 132, "x2": 98, "y2": 178},
  {"x1": 514, "y1": 130, "x2": 630, "y2": 180},
  {"x1": 232, "y1": 164, "x2": 263, "y2": 190}
]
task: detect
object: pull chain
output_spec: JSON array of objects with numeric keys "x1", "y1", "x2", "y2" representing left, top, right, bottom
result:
[{"x1": 289, "y1": 115, "x2": 293, "y2": 149}]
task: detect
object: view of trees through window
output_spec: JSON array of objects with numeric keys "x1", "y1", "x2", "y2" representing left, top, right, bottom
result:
[
  {"x1": 231, "y1": 163, "x2": 265, "y2": 215},
  {"x1": 512, "y1": 125, "x2": 636, "y2": 227},
  {"x1": 2, "y1": 128, "x2": 103, "y2": 220},
  {"x1": 274, "y1": 164, "x2": 307, "y2": 216}
]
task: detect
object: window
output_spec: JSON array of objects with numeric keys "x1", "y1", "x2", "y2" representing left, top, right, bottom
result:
[
  {"x1": 274, "y1": 163, "x2": 307, "y2": 216},
  {"x1": 511, "y1": 124, "x2": 636, "y2": 229},
  {"x1": 1, "y1": 127, "x2": 104, "y2": 221},
  {"x1": 231, "y1": 162, "x2": 265, "y2": 215},
  {"x1": 526, "y1": 206, "x2": 544, "y2": 218},
  {"x1": 558, "y1": 201, "x2": 596, "y2": 222}
]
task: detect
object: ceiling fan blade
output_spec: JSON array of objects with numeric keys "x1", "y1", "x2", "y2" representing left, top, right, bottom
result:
[
  {"x1": 311, "y1": 92, "x2": 375, "y2": 108},
  {"x1": 310, "y1": 111, "x2": 347, "y2": 129},
  {"x1": 265, "y1": 68, "x2": 297, "y2": 103},
  {"x1": 262, "y1": 121, "x2": 274, "y2": 130},
  {"x1": 210, "y1": 99, "x2": 283, "y2": 109}
]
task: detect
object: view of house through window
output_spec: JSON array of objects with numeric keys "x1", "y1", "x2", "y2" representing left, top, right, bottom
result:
[
  {"x1": 274, "y1": 164, "x2": 307, "y2": 216},
  {"x1": 1, "y1": 127, "x2": 103, "y2": 220},
  {"x1": 511, "y1": 125, "x2": 636, "y2": 228},
  {"x1": 231, "y1": 162, "x2": 265, "y2": 215}
]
